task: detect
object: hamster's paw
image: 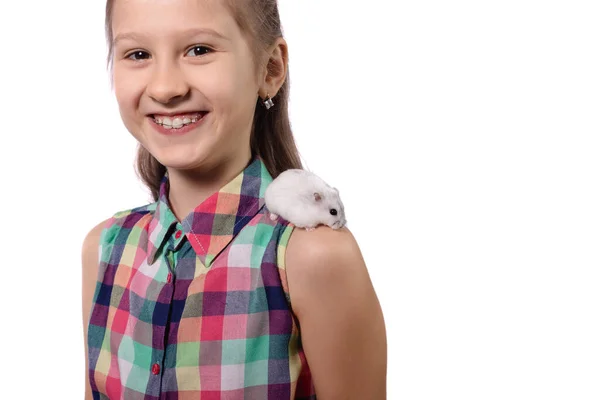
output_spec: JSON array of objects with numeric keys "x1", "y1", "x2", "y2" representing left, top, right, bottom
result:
[
  {"x1": 269, "y1": 212, "x2": 278, "y2": 221},
  {"x1": 304, "y1": 226, "x2": 316, "y2": 232}
]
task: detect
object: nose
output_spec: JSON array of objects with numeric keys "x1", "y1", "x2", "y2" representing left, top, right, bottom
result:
[{"x1": 146, "y1": 61, "x2": 190, "y2": 104}]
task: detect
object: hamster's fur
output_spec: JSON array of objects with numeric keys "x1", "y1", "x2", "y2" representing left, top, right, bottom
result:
[{"x1": 265, "y1": 169, "x2": 347, "y2": 231}]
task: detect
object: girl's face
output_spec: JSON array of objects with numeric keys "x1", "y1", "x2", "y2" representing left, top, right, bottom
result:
[{"x1": 111, "y1": 0, "x2": 260, "y2": 171}]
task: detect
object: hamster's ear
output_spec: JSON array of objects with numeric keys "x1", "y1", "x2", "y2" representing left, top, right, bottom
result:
[{"x1": 313, "y1": 192, "x2": 322, "y2": 202}]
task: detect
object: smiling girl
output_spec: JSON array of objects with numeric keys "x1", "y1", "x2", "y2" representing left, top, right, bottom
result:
[{"x1": 81, "y1": 0, "x2": 386, "y2": 398}]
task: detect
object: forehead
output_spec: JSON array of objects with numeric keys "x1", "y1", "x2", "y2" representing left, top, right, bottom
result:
[{"x1": 112, "y1": 0, "x2": 237, "y2": 43}]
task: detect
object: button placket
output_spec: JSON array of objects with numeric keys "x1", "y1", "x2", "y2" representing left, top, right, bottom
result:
[
  {"x1": 154, "y1": 244, "x2": 176, "y2": 391},
  {"x1": 173, "y1": 222, "x2": 183, "y2": 242},
  {"x1": 165, "y1": 249, "x2": 175, "y2": 279},
  {"x1": 173, "y1": 225, "x2": 187, "y2": 255},
  {"x1": 164, "y1": 240, "x2": 177, "y2": 285}
]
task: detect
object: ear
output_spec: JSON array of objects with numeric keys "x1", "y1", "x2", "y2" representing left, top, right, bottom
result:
[
  {"x1": 313, "y1": 192, "x2": 322, "y2": 202},
  {"x1": 333, "y1": 187, "x2": 339, "y2": 193},
  {"x1": 259, "y1": 37, "x2": 288, "y2": 101}
]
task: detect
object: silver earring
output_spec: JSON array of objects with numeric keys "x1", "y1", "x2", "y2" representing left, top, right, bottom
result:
[{"x1": 264, "y1": 93, "x2": 274, "y2": 110}]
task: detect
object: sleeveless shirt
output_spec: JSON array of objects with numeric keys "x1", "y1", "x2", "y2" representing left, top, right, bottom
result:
[{"x1": 86, "y1": 156, "x2": 317, "y2": 399}]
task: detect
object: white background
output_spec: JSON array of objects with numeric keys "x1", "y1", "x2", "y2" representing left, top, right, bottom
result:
[{"x1": 1, "y1": 0, "x2": 599, "y2": 398}]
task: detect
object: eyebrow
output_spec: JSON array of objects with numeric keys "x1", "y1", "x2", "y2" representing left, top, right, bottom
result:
[{"x1": 113, "y1": 27, "x2": 229, "y2": 45}]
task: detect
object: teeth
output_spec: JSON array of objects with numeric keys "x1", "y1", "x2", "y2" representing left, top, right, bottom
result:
[
  {"x1": 172, "y1": 118, "x2": 183, "y2": 128},
  {"x1": 153, "y1": 113, "x2": 204, "y2": 128}
]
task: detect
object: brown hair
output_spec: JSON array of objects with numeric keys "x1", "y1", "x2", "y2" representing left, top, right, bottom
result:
[{"x1": 105, "y1": 0, "x2": 303, "y2": 201}]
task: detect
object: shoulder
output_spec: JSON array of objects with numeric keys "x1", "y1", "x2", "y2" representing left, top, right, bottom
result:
[
  {"x1": 81, "y1": 203, "x2": 154, "y2": 267},
  {"x1": 284, "y1": 225, "x2": 387, "y2": 397},
  {"x1": 101, "y1": 203, "x2": 157, "y2": 242},
  {"x1": 113, "y1": 203, "x2": 156, "y2": 225},
  {"x1": 82, "y1": 219, "x2": 111, "y2": 260},
  {"x1": 81, "y1": 209, "x2": 135, "y2": 315},
  {"x1": 81, "y1": 216, "x2": 114, "y2": 291},
  {"x1": 286, "y1": 225, "x2": 361, "y2": 267},
  {"x1": 81, "y1": 218, "x2": 113, "y2": 329},
  {"x1": 284, "y1": 225, "x2": 369, "y2": 315}
]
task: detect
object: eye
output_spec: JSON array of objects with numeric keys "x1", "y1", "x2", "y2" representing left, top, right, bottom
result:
[
  {"x1": 124, "y1": 45, "x2": 213, "y2": 61},
  {"x1": 126, "y1": 50, "x2": 150, "y2": 61},
  {"x1": 185, "y1": 45, "x2": 213, "y2": 57},
  {"x1": 330, "y1": 209, "x2": 338, "y2": 216}
]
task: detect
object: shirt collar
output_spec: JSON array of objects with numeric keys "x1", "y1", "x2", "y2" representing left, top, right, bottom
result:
[{"x1": 146, "y1": 155, "x2": 273, "y2": 267}]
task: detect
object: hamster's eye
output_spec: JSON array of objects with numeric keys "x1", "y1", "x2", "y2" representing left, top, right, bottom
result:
[{"x1": 330, "y1": 209, "x2": 338, "y2": 216}]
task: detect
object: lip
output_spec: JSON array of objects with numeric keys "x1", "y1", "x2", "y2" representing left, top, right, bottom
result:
[
  {"x1": 148, "y1": 112, "x2": 208, "y2": 136},
  {"x1": 149, "y1": 110, "x2": 209, "y2": 117}
]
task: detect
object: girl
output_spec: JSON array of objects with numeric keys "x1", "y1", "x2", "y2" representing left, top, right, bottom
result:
[{"x1": 81, "y1": 0, "x2": 387, "y2": 398}]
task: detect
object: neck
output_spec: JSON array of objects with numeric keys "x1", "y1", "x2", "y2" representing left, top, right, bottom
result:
[{"x1": 165, "y1": 149, "x2": 253, "y2": 222}]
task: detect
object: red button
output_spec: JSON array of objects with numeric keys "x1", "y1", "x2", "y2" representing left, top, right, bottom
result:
[
  {"x1": 175, "y1": 230, "x2": 182, "y2": 239},
  {"x1": 166, "y1": 273, "x2": 172, "y2": 283},
  {"x1": 151, "y1": 363, "x2": 160, "y2": 375}
]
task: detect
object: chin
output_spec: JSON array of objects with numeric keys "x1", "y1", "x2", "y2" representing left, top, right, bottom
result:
[{"x1": 150, "y1": 144, "x2": 215, "y2": 171}]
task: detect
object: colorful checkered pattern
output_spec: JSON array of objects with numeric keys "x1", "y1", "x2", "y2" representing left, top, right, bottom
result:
[{"x1": 87, "y1": 156, "x2": 317, "y2": 399}]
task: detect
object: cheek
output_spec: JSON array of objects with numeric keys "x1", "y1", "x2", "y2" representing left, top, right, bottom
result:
[
  {"x1": 203, "y1": 71, "x2": 240, "y2": 109},
  {"x1": 199, "y1": 57, "x2": 256, "y2": 112},
  {"x1": 113, "y1": 68, "x2": 144, "y2": 113},
  {"x1": 113, "y1": 71, "x2": 147, "y2": 134}
]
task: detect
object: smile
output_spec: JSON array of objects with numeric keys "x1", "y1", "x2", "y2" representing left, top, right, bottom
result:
[
  {"x1": 149, "y1": 112, "x2": 209, "y2": 136},
  {"x1": 152, "y1": 112, "x2": 206, "y2": 128}
]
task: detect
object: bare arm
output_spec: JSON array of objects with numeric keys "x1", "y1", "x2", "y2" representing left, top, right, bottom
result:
[
  {"x1": 286, "y1": 225, "x2": 387, "y2": 399},
  {"x1": 82, "y1": 219, "x2": 110, "y2": 400}
]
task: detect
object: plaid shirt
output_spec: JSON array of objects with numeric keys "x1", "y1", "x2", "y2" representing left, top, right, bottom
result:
[{"x1": 87, "y1": 156, "x2": 316, "y2": 399}]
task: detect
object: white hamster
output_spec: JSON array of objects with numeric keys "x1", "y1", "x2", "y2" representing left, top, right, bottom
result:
[{"x1": 265, "y1": 169, "x2": 347, "y2": 231}]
